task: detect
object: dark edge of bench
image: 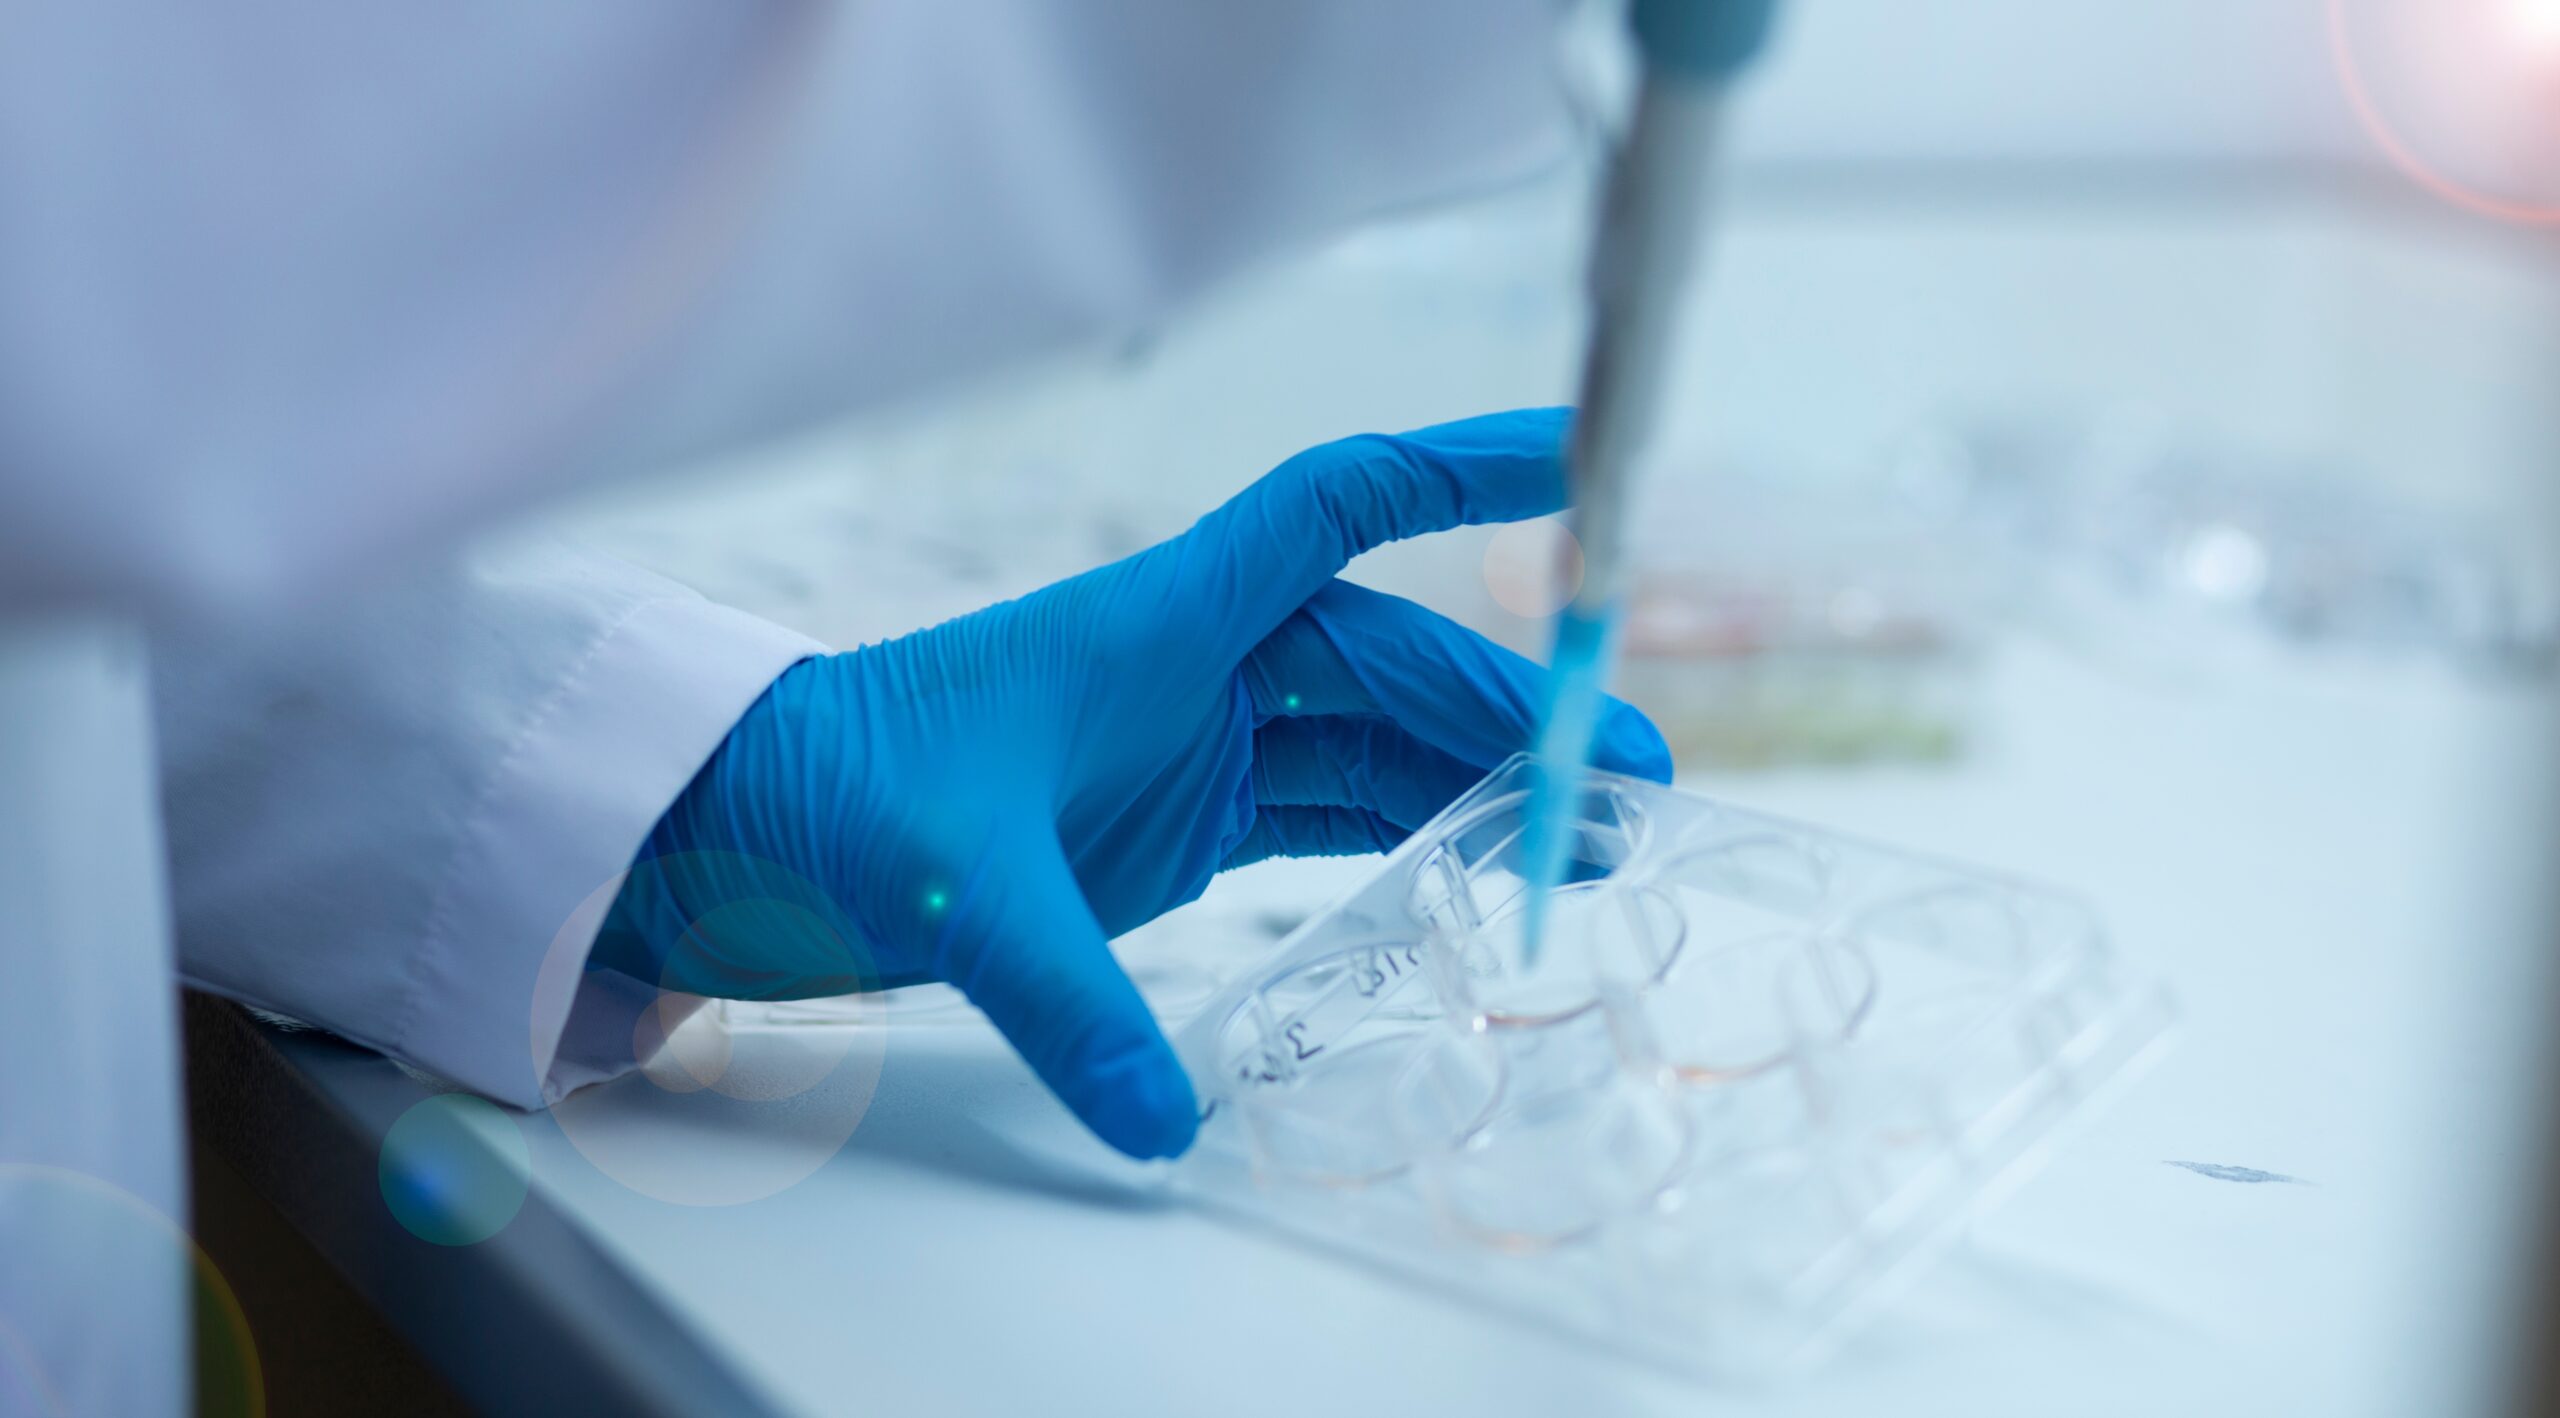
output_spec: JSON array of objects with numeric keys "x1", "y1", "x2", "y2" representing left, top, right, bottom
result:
[{"x1": 185, "y1": 992, "x2": 785, "y2": 1418}]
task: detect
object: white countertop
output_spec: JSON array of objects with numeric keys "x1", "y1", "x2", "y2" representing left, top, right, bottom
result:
[
  {"x1": 523, "y1": 181, "x2": 2560, "y2": 1415},
  {"x1": 501, "y1": 635, "x2": 2557, "y2": 1417}
]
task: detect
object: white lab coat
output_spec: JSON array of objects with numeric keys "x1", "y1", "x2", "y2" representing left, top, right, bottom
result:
[
  {"x1": 0, "y1": 3, "x2": 1571, "y2": 1412},
  {"x1": 154, "y1": 539, "x2": 824, "y2": 1109}
]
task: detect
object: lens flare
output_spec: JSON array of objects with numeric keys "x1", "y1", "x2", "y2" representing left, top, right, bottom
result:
[
  {"x1": 0, "y1": 1165, "x2": 264, "y2": 1417},
  {"x1": 2330, "y1": 0, "x2": 2560, "y2": 224},
  {"x1": 2513, "y1": 0, "x2": 2560, "y2": 46},
  {"x1": 378, "y1": 1094, "x2": 532, "y2": 1246},
  {"x1": 536, "y1": 871, "x2": 890, "y2": 1208}
]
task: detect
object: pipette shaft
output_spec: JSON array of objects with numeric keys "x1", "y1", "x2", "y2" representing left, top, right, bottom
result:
[{"x1": 1520, "y1": 0, "x2": 1776, "y2": 963}]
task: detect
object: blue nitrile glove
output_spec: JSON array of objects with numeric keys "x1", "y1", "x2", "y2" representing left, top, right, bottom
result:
[{"x1": 591, "y1": 408, "x2": 1672, "y2": 1159}]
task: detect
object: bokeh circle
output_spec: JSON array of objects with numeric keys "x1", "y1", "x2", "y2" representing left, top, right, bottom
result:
[
  {"x1": 378, "y1": 1094, "x2": 534, "y2": 1246},
  {"x1": 534, "y1": 870, "x2": 891, "y2": 1208},
  {"x1": 0, "y1": 1163, "x2": 264, "y2": 1417}
]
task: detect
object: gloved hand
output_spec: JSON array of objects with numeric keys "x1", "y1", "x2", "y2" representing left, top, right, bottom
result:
[{"x1": 592, "y1": 408, "x2": 1671, "y2": 1159}]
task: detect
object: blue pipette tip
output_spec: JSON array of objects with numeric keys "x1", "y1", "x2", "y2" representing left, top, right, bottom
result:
[{"x1": 1519, "y1": 602, "x2": 1623, "y2": 970}]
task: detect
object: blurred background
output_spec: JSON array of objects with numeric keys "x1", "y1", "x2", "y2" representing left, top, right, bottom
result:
[
  {"x1": 558, "y1": 0, "x2": 2560, "y2": 713},
  {"x1": 517, "y1": 1, "x2": 2559, "y2": 1411}
]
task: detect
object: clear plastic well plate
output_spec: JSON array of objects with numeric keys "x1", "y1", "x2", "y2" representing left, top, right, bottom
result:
[{"x1": 1170, "y1": 755, "x2": 2174, "y2": 1375}]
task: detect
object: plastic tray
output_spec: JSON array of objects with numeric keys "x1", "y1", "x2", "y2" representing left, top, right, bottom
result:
[{"x1": 1170, "y1": 756, "x2": 2175, "y2": 1375}]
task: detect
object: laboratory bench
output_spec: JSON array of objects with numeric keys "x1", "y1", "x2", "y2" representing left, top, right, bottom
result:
[
  {"x1": 186, "y1": 637, "x2": 2560, "y2": 1417},
  {"x1": 191, "y1": 171, "x2": 2560, "y2": 1414}
]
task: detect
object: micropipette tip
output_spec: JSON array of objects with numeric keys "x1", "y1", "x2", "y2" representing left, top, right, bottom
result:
[{"x1": 1518, "y1": 601, "x2": 1621, "y2": 970}]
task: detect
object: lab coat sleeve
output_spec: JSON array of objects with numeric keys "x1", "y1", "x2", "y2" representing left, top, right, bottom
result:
[
  {"x1": 154, "y1": 537, "x2": 824, "y2": 1107},
  {"x1": 0, "y1": 0, "x2": 1574, "y2": 619}
]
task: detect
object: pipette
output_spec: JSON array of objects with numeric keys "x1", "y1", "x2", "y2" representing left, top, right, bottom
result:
[{"x1": 1519, "y1": 0, "x2": 1779, "y2": 964}]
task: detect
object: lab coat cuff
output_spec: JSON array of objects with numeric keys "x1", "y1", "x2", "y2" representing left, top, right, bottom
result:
[{"x1": 400, "y1": 595, "x2": 823, "y2": 1109}]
